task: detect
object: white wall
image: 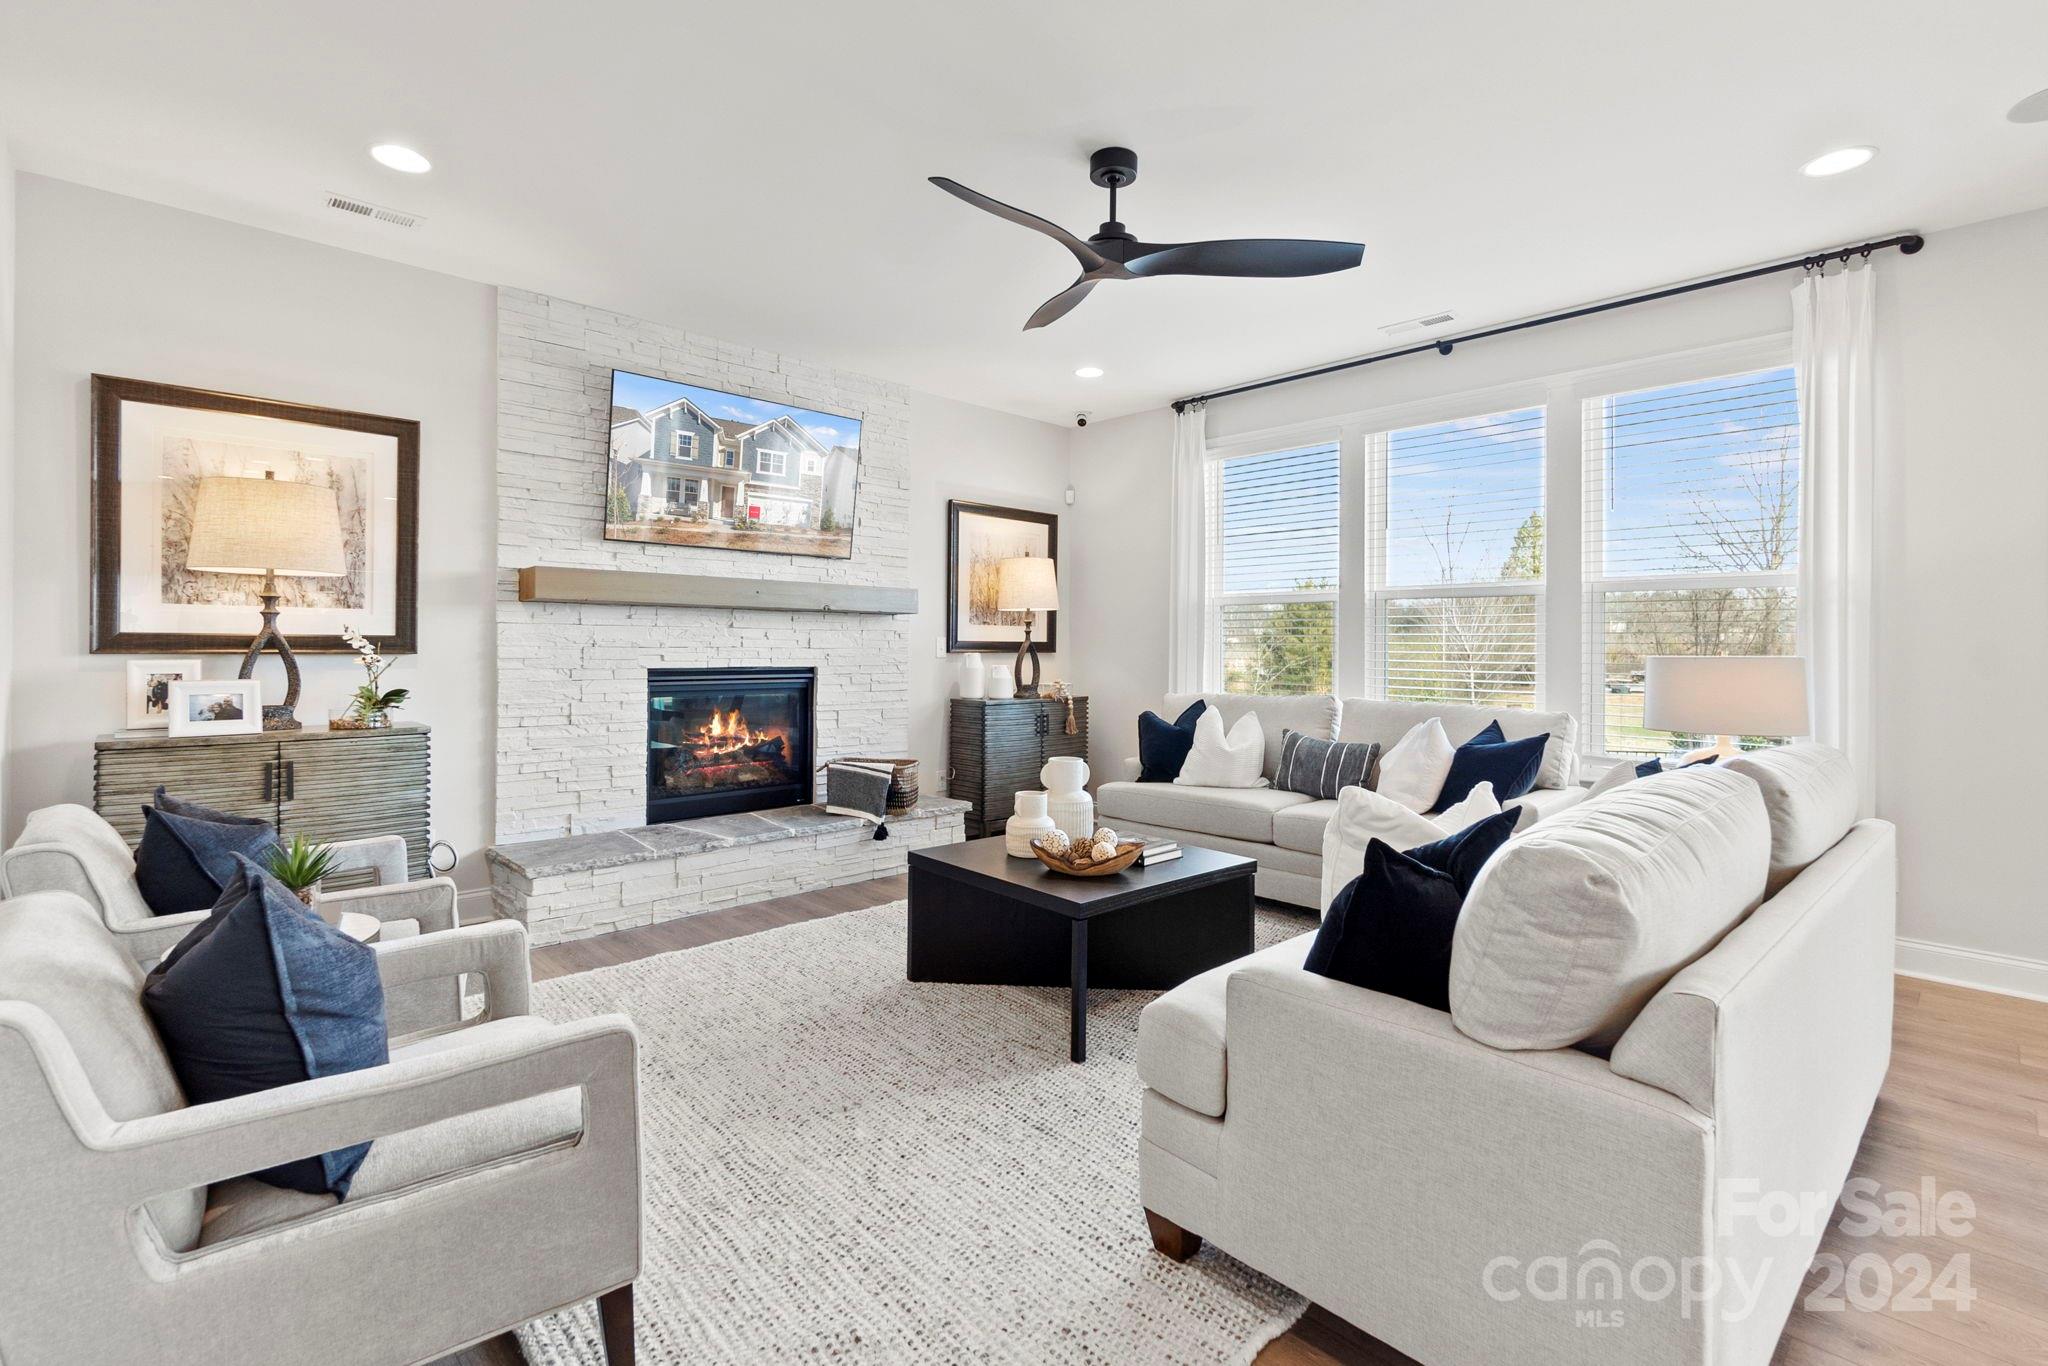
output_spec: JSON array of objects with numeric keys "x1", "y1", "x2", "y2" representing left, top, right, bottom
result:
[
  {"x1": 1874, "y1": 207, "x2": 2048, "y2": 984},
  {"x1": 1070, "y1": 209, "x2": 2048, "y2": 990},
  {"x1": 7, "y1": 176, "x2": 498, "y2": 881},
  {"x1": 905, "y1": 391, "x2": 1074, "y2": 782},
  {"x1": 0, "y1": 141, "x2": 15, "y2": 835},
  {"x1": 6, "y1": 176, "x2": 1076, "y2": 890}
]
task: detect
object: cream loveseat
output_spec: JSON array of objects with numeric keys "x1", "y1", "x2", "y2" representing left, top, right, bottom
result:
[
  {"x1": 1135, "y1": 745, "x2": 1892, "y2": 1366},
  {"x1": 1097, "y1": 693, "x2": 1586, "y2": 908}
]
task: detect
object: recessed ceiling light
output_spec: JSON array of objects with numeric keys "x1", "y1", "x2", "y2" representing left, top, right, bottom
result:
[
  {"x1": 2010, "y1": 87, "x2": 2048, "y2": 123},
  {"x1": 1074, "y1": 366, "x2": 1104, "y2": 379},
  {"x1": 370, "y1": 144, "x2": 432, "y2": 174},
  {"x1": 1800, "y1": 146, "x2": 1876, "y2": 178}
]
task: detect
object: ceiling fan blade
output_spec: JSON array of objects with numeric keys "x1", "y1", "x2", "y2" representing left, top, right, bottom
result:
[
  {"x1": 1125, "y1": 238, "x2": 1364, "y2": 279},
  {"x1": 930, "y1": 176, "x2": 1106, "y2": 272},
  {"x1": 1024, "y1": 278, "x2": 1097, "y2": 330}
]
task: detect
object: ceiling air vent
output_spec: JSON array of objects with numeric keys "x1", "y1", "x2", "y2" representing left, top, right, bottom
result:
[
  {"x1": 323, "y1": 193, "x2": 424, "y2": 229},
  {"x1": 1380, "y1": 309, "x2": 1455, "y2": 337}
]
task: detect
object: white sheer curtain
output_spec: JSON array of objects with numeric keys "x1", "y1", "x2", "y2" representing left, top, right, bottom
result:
[
  {"x1": 1793, "y1": 263, "x2": 1877, "y2": 815},
  {"x1": 1166, "y1": 402, "x2": 1209, "y2": 693}
]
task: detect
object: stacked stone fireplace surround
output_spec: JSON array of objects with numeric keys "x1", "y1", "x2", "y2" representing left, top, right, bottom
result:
[{"x1": 491, "y1": 288, "x2": 963, "y2": 945}]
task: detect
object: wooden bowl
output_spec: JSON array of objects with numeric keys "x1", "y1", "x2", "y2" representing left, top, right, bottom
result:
[{"x1": 1031, "y1": 839, "x2": 1143, "y2": 877}]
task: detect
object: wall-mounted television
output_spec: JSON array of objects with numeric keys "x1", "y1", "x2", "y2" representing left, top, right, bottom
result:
[{"x1": 604, "y1": 368, "x2": 862, "y2": 559}]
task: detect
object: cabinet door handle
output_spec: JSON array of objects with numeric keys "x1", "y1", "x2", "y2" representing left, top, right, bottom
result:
[{"x1": 283, "y1": 760, "x2": 296, "y2": 801}]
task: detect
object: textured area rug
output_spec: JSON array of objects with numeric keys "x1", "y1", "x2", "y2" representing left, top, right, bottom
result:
[{"x1": 515, "y1": 901, "x2": 1312, "y2": 1365}]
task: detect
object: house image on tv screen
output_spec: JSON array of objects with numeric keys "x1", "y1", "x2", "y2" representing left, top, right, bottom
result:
[{"x1": 605, "y1": 370, "x2": 861, "y2": 559}]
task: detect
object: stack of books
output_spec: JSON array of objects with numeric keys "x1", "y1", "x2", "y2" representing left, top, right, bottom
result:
[{"x1": 1136, "y1": 838, "x2": 1180, "y2": 866}]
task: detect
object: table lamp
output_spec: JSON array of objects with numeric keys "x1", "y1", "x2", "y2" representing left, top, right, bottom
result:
[
  {"x1": 1644, "y1": 655, "x2": 1810, "y2": 760},
  {"x1": 996, "y1": 555, "x2": 1059, "y2": 699},
  {"x1": 185, "y1": 471, "x2": 346, "y2": 731}
]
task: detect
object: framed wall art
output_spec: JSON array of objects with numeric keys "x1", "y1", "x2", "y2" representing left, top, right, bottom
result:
[
  {"x1": 125, "y1": 657, "x2": 202, "y2": 729},
  {"x1": 946, "y1": 500, "x2": 1058, "y2": 653},
  {"x1": 90, "y1": 375, "x2": 419, "y2": 655}
]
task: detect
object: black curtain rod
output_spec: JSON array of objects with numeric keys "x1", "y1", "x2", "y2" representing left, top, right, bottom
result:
[{"x1": 1171, "y1": 232, "x2": 1925, "y2": 413}]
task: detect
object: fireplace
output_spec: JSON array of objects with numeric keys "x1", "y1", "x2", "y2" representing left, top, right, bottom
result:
[{"x1": 646, "y1": 667, "x2": 815, "y2": 824}]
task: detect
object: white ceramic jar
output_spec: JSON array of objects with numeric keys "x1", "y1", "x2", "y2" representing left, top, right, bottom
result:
[
  {"x1": 1040, "y1": 756, "x2": 1094, "y2": 842},
  {"x1": 958, "y1": 655, "x2": 986, "y2": 699},
  {"x1": 1005, "y1": 790, "x2": 1055, "y2": 857},
  {"x1": 985, "y1": 662, "x2": 1016, "y2": 700}
]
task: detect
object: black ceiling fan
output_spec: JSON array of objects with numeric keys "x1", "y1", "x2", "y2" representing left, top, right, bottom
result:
[{"x1": 931, "y1": 146, "x2": 1364, "y2": 330}]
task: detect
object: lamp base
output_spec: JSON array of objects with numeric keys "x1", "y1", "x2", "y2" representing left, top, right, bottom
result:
[
  {"x1": 238, "y1": 576, "x2": 306, "y2": 732},
  {"x1": 261, "y1": 704, "x2": 302, "y2": 732},
  {"x1": 1013, "y1": 624, "x2": 1043, "y2": 698}
]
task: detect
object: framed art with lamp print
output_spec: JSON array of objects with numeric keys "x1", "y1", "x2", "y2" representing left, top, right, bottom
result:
[
  {"x1": 89, "y1": 375, "x2": 419, "y2": 657},
  {"x1": 946, "y1": 500, "x2": 1059, "y2": 657}
]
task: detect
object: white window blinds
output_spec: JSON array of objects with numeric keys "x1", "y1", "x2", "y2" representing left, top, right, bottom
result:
[
  {"x1": 1207, "y1": 442, "x2": 1339, "y2": 696},
  {"x1": 1370, "y1": 407, "x2": 1544, "y2": 708},
  {"x1": 1582, "y1": 367, "x2": 1800, "y2": 756}
]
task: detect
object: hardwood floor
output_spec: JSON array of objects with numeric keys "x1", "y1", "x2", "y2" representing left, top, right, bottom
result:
[{"x1": 440, "y1": 879, "x2": 2048, "y2": 1366}]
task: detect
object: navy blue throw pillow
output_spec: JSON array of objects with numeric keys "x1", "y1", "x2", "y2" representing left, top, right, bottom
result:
[
  {"x1": 1430, "y1": 722, "x2": 1550, "y2": 813},
  {"x1": 1303, "y1": 839, "x2": 1466, "y2": 1011},
  {"x1": 133, "y1": 788, "x2": 279, "y2": 917},
  {"x1": 1637, "y1": 753, "x2": 1720, "y2": 778},
  {"x1": 1138, "y1": 699, "x2": 1208, "y2": 782},
  {"x1": 1402, "y1": 806, "x2": 1522, "y2": 897},
  {"x1": 143, "y1": 855, "x2": 388, "y2": 1197}
]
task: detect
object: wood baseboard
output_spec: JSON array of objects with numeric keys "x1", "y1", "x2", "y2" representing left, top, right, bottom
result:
[{"x1": 1896, "y1": 936, "x2": 2048, "y2": 1003}]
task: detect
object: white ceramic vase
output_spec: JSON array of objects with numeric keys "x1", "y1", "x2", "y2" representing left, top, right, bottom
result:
[
  {"x1": 985, "y1": 662, "x2": 1015, "y2": 700},
  {"x1": 958, "y1": 655, "x2": 985, "y2": 699},
  {"x1": 1005, "y1": 790, "x2": 1055, "y2": 857},
  {"x1": 1040, "y1": 756, "x2": 1093, "y2": 842}
]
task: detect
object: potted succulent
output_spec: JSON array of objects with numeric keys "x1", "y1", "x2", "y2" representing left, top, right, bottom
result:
[
  {"x1": 334, "y1": 624, "x2": 409, "y2": 729},
  {"x1": 265, "y1": 835, "x2": 341, "y2": 908}
]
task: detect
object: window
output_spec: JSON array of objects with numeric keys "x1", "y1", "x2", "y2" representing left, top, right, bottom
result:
[
  {"x1": 665, "y1": 475, "x2": 683, "y2": 503},
  {"x1": 717, "y1": 445, "x2": 737, "y2": 468},
  {"x1": 758, "y1": 449, "x2": 788, "y2": 477},
  {"x1": 682, "y1": 478, "x2": 701, "y2": 505},
  {"x1": 1582, "y1": 368, "x2": 1799, "y2": 757},
  {"x1": 1206, "y1": 443, "x2": 1339, "y2": 695},
  {"x1": 1370, "y1": 407, "x2": 1544, "y2": 708},
  {"x1": 671, "y1": 431, "x2": 694, "y2": 459}
]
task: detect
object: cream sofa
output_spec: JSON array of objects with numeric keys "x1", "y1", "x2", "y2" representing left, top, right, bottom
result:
[
  {"x1": 1135, "y1": 745, "x2": 1893, "y2": 1366},
  {"x1": 1097, "y1": 693, "x2": 1586, "y2": 909}
]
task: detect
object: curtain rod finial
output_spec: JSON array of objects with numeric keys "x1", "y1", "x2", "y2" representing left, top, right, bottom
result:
[{"x1": 1900, "y1": 234, "x2": 1925, "y2": 255}]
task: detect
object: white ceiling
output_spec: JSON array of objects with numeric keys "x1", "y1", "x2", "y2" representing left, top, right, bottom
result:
[{"x1": 3, "y1": 1, "x2": 2045, "y2": 424}]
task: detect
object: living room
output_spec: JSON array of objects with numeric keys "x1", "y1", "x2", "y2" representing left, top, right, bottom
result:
[{"x1": 0, "y1": 4, "x2": 2044, "y2": 1364}]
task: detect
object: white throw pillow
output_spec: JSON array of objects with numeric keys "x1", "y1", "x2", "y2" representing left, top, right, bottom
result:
[
  {"x1": 1449, "y1": 766, "x2": 1770, "y2": 1052},
  {"x1": 1375, "y1": 717, "x2": 1456, "y2": 812},
  {"x1": 1174, "y1": 708, "x2": 1267, "y2": 789},
  {"x1": 1318, "y1": 781, "x2": 1503, "y2": 912}
]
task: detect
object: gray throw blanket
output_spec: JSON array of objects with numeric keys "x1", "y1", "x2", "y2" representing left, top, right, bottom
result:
[{"x1": 825, "y1": 761, "x2": 896, "y2": 840}]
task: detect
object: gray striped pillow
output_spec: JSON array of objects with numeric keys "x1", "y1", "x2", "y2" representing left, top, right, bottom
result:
[{"x1": 1276, "y1": 729, "x2": 1381, "y2": 800}]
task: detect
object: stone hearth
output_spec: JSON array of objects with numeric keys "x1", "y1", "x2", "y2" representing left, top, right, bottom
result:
[{"x1": 488, "y1": 799, "x2": 967, "y2": 945}]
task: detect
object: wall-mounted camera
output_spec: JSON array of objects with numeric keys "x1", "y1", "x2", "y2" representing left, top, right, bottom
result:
[{"x1": 1074, "y1": 412, "x2": 1091, "y2": 428}]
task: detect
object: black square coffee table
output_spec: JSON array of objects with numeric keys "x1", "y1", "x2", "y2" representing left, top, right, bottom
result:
[{"x1": 907, "y1": 837, "x2": 1257, "y2": 1062}]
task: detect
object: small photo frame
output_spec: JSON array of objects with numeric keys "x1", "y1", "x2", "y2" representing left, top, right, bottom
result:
[
  {"x1": 167, "y1": 679, "x2": 263, "y2": 736},
  {"x1": 126, "y1": 658, "x2": 202, "y2": 729}
]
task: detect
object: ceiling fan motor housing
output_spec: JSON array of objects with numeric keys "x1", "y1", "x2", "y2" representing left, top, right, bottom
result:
[{"x1": 1089, "y1": 147, "x2": 1138, "y2": 189}]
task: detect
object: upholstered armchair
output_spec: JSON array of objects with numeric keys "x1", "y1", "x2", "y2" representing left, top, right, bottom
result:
[
  {"x1": 0, "y1": 890, "x2": 641, "y2": 1366},
  {"x1": 0, "y1": 803, "x2": 461, "y2": 1032}
]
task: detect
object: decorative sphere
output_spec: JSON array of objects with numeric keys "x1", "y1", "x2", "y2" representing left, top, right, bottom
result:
[
  {"x1": 1036, "y1": 829, "x2": 1071, "y2": 856},
  {"x1": 1070, "y1": 847, "x2": 1094, "y2": 866},
  {"x1": 1092, "y1": 827, "x2": 1117, "y2": 846},
  {"x1": 1091, "y1": 838, "x2": 1117, "y2": 861}
]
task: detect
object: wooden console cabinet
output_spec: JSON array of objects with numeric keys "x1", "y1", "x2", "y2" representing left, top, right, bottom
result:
[{"x1": 948, "y1": 697, "x2": 1089, "y2": 839}]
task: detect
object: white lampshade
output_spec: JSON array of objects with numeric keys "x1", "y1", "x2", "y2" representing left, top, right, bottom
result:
[
  {"x1": 996, "y1": 556, "x2": 1059, "y2": 612},
  {"x1": 1644, "y1": 656, "x2": 1810, "y2": 738},
  {"x1": 185, "y1": 475, "x2": 346, "y2": 577}
]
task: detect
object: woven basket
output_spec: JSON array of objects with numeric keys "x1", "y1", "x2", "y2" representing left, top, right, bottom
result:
[{"x1": 838, "y1": 757, "x2": 920, "y2": 815}]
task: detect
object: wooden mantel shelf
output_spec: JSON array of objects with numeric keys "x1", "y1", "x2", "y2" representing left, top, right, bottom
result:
[{"x1": 517, "y1": 565, "x2": 917, "y2": 615}]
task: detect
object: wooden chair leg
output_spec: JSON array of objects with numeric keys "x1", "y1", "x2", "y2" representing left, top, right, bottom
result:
[
  {"x1": 1145, "y1": 1209, "x2": 1201, "y2": 1262},
  {"x1": 598, "y1": 1283, "x2": 635, "y2": 1366}
]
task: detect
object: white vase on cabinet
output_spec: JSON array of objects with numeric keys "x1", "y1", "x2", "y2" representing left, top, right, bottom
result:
[{"x1": 985, "y1": 662, "x2": 1015, "y2": 700}]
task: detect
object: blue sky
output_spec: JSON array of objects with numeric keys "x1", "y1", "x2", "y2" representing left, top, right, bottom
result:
[
  {"x1": 612, "y1": 369, "x2": 863, "y2": 452},
  {"x1": 1218, "y1": 366, "x2": 1798, "y2": 593}
]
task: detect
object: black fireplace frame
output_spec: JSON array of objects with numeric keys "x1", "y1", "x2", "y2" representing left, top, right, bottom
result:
[{"x1": 646, "y1": 666, "x2": 816, "y2": 825}]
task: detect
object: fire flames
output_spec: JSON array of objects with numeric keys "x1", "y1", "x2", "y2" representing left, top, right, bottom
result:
[{"x1": 698, "y1": 707, "x2": 758, "y2": 753}]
